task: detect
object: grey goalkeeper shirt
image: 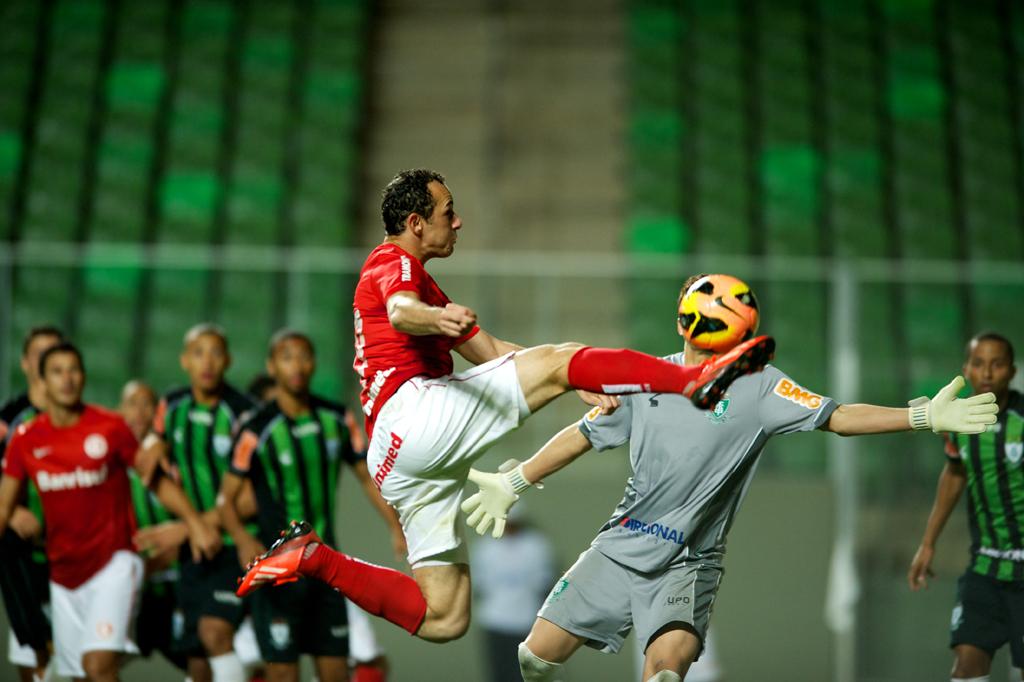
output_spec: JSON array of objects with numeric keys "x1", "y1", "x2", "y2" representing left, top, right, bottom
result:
[{"x1": 579, "y1": 358, "x2": 837, "y2": 573}]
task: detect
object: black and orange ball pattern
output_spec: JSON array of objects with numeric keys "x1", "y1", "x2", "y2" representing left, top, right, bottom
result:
[{"x1": 678, "y1": 274, "x2": 760, "y2": 352}]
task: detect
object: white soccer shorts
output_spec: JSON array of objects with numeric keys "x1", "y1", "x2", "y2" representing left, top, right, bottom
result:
[
  {"x1": 7, "y1": 630, "x2": 38, "y2": 668},
  {"x1": 346, "y1": 599, "x2": 384, "y2": 663},
  {"x1": 233, "y1": 616, "x2": 262, "y2": 668},
  {"x1": 49, "y1": 550, "x2": 142, "y2": 677},
  {"x1": 367, "y1": 352, "x2": 530, "y2": 565}
]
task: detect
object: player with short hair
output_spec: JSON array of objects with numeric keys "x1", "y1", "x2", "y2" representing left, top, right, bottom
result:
[
  {"x1": 218, "y1": 330, "x2": 404, "y2": 682},
  {"x1": 120, "y1": 379, "x2": 189, "y2": 672},
  {"x1": 0, "y1": 325, "x2": 63, "y2": 682},
  {"x1": 908, "y1": 332, "x2": 1024, "y2": 682},
  {"x1": 459, "y1": 274, "x2": 1000, "y2": 682},
  {"x1": 151, "y1": 323, "x2": 256, "y2": 682},
  {"x1": 235, "y1": 170, "x2": 775, "y2": 646},
  {"x1": 0, "y1": 342, "x2": 219, "y2": 682}
]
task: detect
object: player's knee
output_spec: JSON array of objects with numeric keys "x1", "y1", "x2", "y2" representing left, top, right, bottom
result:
[
  {"x1": 421, "y1": 610, "x2": 470, "y2": 643},
  {"x1": 81, "y1": 650, "x2": 118, "y2": 680},
  {"x1": 518, "y1": 642, "x2": 563, "y2": 682},
  {"x1": 198, "y1": 616, "x2": 235, "y2": 655},
  {"x1": 645, "y1": 671, "x2": 683, "y2": 682}
]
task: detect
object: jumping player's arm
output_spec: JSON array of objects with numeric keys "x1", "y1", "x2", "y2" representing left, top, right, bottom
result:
[
  {"x1": 821, "y1": 376, "x2": 997, "y2": 436},
  {"x1": 454, "y1": 328, "x2": 523, "y2": 365},
  {"x1": 386, "y1": 291, "x2": 477, "y2": 338},
  {"x1": 908, "y1": 439, "x2": 967, "y2": 591}
]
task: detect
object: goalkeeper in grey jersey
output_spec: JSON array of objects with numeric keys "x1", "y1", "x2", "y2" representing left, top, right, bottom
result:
[{"x1": 460, "y1": 274, "x2": 1000, "y2": 682}]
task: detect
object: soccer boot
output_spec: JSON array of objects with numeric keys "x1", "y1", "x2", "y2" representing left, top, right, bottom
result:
[
  {"x1": 685, "y1": 335, "x2": 775, "y2": 410},
  {"x1": 236, "y1": 520, "x2": 321, "y2": 597}
]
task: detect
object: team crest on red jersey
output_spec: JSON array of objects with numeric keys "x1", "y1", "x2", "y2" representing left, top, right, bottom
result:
[{"x1": 84, "y1": 434, "x2": 108, "y2": 459}]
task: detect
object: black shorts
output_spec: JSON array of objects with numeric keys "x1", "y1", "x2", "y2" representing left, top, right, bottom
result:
[
  {"x1": 251, "y1": 578, "x2": 349, "y2": 663},
  {"x1": 176, "y1": 548, "x2": 246, "y2": 656},
  {"x1": 0, "y1": 531, "x2": 50, "y2": 651},
  {"x1": 136, "y1": 581, "x2": 187, "y2": 671},
  {"x1": 950, "y1": 569, "x2": 1024, "y2": 666}
]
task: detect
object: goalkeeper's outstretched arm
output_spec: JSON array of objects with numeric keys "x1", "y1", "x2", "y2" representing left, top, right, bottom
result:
[
  {"x1": 521, "y1": 424, "x2": 594, "y2": 485},
  {"x1": 822, "y1": 376, "x2": 997, "y2": 436},
  {"x1": 461, "y1": 423, "x2": 593, "y2": 538}
]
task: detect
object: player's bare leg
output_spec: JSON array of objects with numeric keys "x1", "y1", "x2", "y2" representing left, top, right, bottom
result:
[
  {"x1": 408, "y1": 563, "x2": 472, "y2": 642},
  {"x1": 517, "y1": 617, "x2": 586, "y2": 680},
  {"x1": 265, "y1": 662, "x2": 299, "y2": 682},
  {"x1": 952, "y1": 643, "x2": 991, "y2": 679},
  {"x1": 188, "y1": 657, "x2": 212, "y2": 682},
  {"x1": 81, "y1": 650, "x2": 120, "y2": 682},
  {"x1": 312, "y1": 655, "x2": 349, "y2": 682},
  {"x1": 641, "y1": 628, "x2": 701, "y2": 681}
]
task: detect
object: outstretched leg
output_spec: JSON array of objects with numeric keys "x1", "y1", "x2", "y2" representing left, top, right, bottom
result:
[{"x1": 514, "y1": 336, "x2": 774, "y2": 413}]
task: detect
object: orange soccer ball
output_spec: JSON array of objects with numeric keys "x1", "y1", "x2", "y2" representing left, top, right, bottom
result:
[{"x1": 677, "y1": 274, "x2": 760, "y2": 352}]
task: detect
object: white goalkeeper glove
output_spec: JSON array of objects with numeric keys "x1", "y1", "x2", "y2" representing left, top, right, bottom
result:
[
  {"x1": 460, "y1": 459, "x2": 537, "y2": 539},
  {"x1": 908, "y1": 376, "x2": 998, "y2": 434}
]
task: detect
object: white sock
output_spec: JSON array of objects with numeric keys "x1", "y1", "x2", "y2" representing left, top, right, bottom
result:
[
  {"x1": 209, "y1": 652, "x2": 246, "y2": 682},
  {"x1": 646, "y1": 671, "x2": 682, "y2": 682},
  {"x1": 518, "y1": 642, "x2": 563, "y2": 682},
  {"x1": 951, "y1": 676, "x2": 990, "y2": 682}
]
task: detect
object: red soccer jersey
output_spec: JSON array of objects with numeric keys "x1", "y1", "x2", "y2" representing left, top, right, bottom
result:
[
  {"x1": 3, "y1": 405, "x2": 139, "y2": 588},
  {"x1": 353, "y1": 243, "x2": 479, "y2": 437}
]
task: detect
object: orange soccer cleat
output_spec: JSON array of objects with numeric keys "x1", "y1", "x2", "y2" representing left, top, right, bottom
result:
[
  {"x1": 236, "y1": 520, "x2": 321, "y2": 598},
  {"x1": 685, "y1": 335, "x2": 776, "y2": 410}
]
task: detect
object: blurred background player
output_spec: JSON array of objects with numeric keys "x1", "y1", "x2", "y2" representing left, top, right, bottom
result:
[
  {"x1": 242, "y1": 367, "x2": 391, "y2": 682},
  {"x1": 908, "y1": 332, "x2": 1024, "y2": 682},
  {"x1": 469, "y1": 503, "x2": 555, "y2": 682},
  {"x1": 0, "y1": 342, "x2": 219, "y2": 681},
  {"x1": 128, "y1": 380, "x2": 267, "y2": 681},
  {"x1": 0, "y1": 325, "x2": 63, "y2": 682},
  {"x1": 151, "y1": 324, "x2": 255, "y2": 682},
  {"x1": 236, "y1": 170, "x2": 774, "y2": 648},
  {"x1": 458, "y1": 274, "x2": 1000, "y2": 682},
  {"x1": 219, "y1": 330, "x2": 404, "y2": 682},
  {"x1": 120, "y1": 379, "x2": 187, "y2": 672}
]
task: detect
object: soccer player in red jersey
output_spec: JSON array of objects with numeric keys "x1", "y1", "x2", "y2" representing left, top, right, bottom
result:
[
  {"x1": 0, "y1": 342, "x2": 221, "y2": 682},
  {"x1": 237, "y1": 169, "x2": 775, "y2": 645}
]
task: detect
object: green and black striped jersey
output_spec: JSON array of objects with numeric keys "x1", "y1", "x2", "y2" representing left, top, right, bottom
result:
[
  {"x1": 0, "y1": 394, "x2": 45, "y2": 563},
  {"x1": 154, "y1": 384, "x2": 254, "y2": 544},
  {"x1": 128, "y1": 468, "x2": 174, "y2": 530},
  {"x1": 128, "y1": 467, "x2": 177, "y2": 593},
  {"x1": 229, "y1": 395, "x2": 365, "y2": 547},
  {"x1": 946, "y1": 390, "x2": 1024, "y2": 582}
]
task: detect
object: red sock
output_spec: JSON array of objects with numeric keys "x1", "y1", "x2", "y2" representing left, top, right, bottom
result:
[
  {"x1": 302, "y1": 545, "x2": 427, "y2": 635},
  {"x1": 566, "y1": 347, "x2": 703, "y2": 394},
  {"x1": 352, "y1": 663, "x2": 386, "y2": 682}
]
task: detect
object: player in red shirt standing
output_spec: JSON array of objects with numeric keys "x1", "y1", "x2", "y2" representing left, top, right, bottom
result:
[
  {"x1": 237, "y1": 169, "x2": 775, "y2": 646},
  {"x1": 0, "y1": 342, "x2": 221, "y2": 682}
]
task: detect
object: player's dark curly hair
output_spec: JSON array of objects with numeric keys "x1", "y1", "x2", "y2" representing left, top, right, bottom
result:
[{"x1": 381, "y1": 169, "x2": 446, "y2": 236}]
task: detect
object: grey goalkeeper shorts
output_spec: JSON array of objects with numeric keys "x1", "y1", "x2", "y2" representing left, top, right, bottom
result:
[{"x1": 537, "y1": 547, "x2": 722, "y2": 656}]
